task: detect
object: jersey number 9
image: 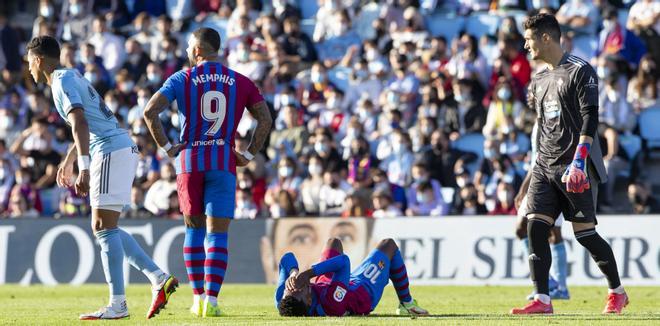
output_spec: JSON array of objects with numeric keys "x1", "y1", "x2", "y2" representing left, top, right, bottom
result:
[{"x1": 201, "y1": 90, "x2": 227, "y2": 137}]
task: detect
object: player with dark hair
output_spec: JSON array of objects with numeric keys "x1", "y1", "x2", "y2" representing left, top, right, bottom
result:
[
  {"x1": 511, "y1": 13, "x2": 628, "y2": 314},
  {"x1": 275, "y1": 238, "x2": 429, "y2": 317},
  {"x1": 26, "y1": 35, "x2": 178, "y2": 320},
  {"x1": 143, "y1": 27, "x2": 272, "y2": 317}
]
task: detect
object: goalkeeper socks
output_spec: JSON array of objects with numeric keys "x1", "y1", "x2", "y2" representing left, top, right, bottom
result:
[
  {"x1": 184, "y1": 227, "x2": 206, "y2": 296},
  {"x1": 96, "y1": 228, "x2": 125, "y2": 301},
  {"x1": 389, "y1": 249, "x2": 412, "y2": 303},
  {"x1": 575, "y1": 228, "x2": 621, "y2": 290},
  {"x1": 204, "y1": 232, "x2": 229, "y2": 300},
  {"x1": 117, "y1": 228, "x2": 165, "y2": 286},
  {"x1": 528, "y1": 219, "x2": 552, "y2": 295},
  {"x1": 551, "y1": 241, "x2": 568, "y2": 290}
]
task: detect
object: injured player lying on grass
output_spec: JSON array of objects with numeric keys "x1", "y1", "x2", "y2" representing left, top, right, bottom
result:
[{"x1": 275, "y1": 238, "x2": 429, "y2": 317}]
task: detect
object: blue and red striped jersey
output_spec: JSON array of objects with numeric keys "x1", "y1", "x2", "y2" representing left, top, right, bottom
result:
[{"x1": 158, "y1": 62, "x2": 264, "y2": 175}]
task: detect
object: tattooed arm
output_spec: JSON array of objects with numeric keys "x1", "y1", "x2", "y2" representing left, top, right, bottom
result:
[
  {"x1": 143, "y1": 91, "x2": 186, "y2": 157},
  {"x1": 236, "y1": 100, "x2": 272, "y2": 166}
]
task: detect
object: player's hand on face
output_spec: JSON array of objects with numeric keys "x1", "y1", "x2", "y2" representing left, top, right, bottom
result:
[
  {"x1": 56, "y1": 162, "x2": 74, "y2": 188},
  {"x1": 285, "y1": 274, "x2": 298, "y2": 292},
  {"x1": 75, "y1": 170, "x2": 90, "y2": 196},
  {"x1": 166, "y1": 141, "x2": 187, "y2": 158}
]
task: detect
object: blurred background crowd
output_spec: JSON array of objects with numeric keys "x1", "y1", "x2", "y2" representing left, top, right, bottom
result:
[{"x1": 0, "y1": 0, "x2": 658, "y2": 219}]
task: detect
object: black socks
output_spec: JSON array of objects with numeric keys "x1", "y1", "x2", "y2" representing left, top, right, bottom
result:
[
  {"x1": 575, "y1": 228, "x2": 622, "y2": 289},
  {"x1": 528, "y1": 219, "x2": 552, "y2": 295}
]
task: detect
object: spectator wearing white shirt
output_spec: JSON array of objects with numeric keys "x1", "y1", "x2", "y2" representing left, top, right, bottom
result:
[
  {"x1": 88, "y1": 15, "x2": 126, "y2": 73},
  {"x1": 235, "y1": 189, "x2": 259, "y2": 219},
  {"x1": 313, "y1": 0, "x2": 345, "y2": 42},
  {"x1": 406, "y1": 162, "x2": 447, "y2": 211},
  {"x1": 144, "y1": 163, "x2": 177, "y2": 216},
  {"x1": 627, "y1": 0, "x2": 660, "y2": 63},
  {"x1": 319, "y1": 169, "x2": 352, "y2": 216},
  {"x1": 406, "y1": 181, "x2": 447, "y2": 216}
]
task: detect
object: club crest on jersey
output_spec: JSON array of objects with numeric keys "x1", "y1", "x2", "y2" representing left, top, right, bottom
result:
[
  {"x1": 333, "y1": 286, "x2": 347, "y2": 302},
  {"x1": 378, "y1": 260, "x2": 385, "y2": 269}
]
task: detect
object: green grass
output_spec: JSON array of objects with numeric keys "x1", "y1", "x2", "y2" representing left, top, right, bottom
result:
[{"x1": 1, "y1": 284, "x2": 659, "y2": 325}]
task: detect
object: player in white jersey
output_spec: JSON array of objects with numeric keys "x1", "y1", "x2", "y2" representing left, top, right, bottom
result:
[{"x1": 26, "y1": 36, "x2": 178, "y2": 320}]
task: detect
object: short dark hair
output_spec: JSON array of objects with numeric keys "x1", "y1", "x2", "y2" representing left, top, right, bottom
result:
[
  {"x1": 26, "y1": 36, "x2": 61, "y2": 59},
  {"x1": 192, "y1": 27, "x2": 221, "y2": 53},
  {"x1": 278, "y1": 296, "x2": 308, "y2": 316},
  {"x1": 523, "y1": 13, "x2": 561, "y2": 42}
]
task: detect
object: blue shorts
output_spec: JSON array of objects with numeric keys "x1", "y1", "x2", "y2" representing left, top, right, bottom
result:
[
  {"x1": 176, "y1": 170, "x2": 236, "y2": 218},
  {"x1": 350, "y1": 250, "x2": 390, "y2": 310}
]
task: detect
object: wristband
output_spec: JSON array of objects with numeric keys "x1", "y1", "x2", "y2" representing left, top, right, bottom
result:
[
  {"x1": 241, "y1": 151, "x2": 255, "y2": 161},
  {"x1": 78, "y1": 155, "x2": 90, "y2": 171},
  {"x1": 162, "y1": 142, "x2": 173, "y2": 152}
]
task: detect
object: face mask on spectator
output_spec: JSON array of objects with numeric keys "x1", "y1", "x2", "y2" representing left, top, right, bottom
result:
[
  {"x1": 80, "y1": 56, "x2": 92, "y2": 65},
  {"x1": 279, "y1": 166, "x2": 294, "y2": 178},
  {"x1": 497, "y1": 190, "x2": 512, "y2": 204},
  {"x1": 40, "y1": 5, "x2": 53, "y2": 18},
  {"x1": 171, "y1": 113, "x2": 180, "y2": 128},
  {"x1": 310, "y1": 72, "x2": 324, "y2": 84},
  {"x1": 484, "y1": 148, "x2": 497, "y2": 159},
  {"x1": 120, "y1": 81, "x2": 135, "y2": 93},
  {"x1": 133, "y1": 125, "x2": 147, "y2": 135},
  {"x1": 69, "y1": 3, "x2": 82, "y2": 16},
  {"x1": 315, "y1": 142, "x2": 329, "y2": 155},
  {"x1": 238, "y1": 179, "x2": 253, "y2": 189},
  {"x1": 606, "y1": 88, "x2": 619, "y2": 102},
  {"x1": 387, "y1": 91, "x2": 400, "y2": 104},
  {"x1": 415, "y1": 173, "x2": 429, "y2": 182},
  {"x1": 354, "y1": 69, "x2": 368, "y2": 81},
  {"x1": 335, "y1": 24, "x2": 349, "y2": 35},
  {"x1": 456, "y1": 177, "x2": 467, "y2": 188},
  {"x1": 325, "y1": 0, "x2": 337, "y2": 10},
  {"x1": 357, "y1": 107, "x2": 372, "y2": 120},
  {"x1": 416, "y1": 192, "x2": 431, "y2": 204},
  {"x1": 497, "y1": 88, "x2": 511, "y2": 101},
  {"x1": 106, "y1": 101, "x2": 119, "y2": 113},
  {"x1": 309, "y1": 164, "x2": 323, "y2": 176},
  {"x1": 16, "y1": 177, "x2": 29, "y2": 186},
  {"x1": 147, "y1": 73, "x2": 162, "y2": 84},
  {"x1": 237, "y1": 200, "x2": 252, "y2": 209},
  {"x1": 326, "y1": 97, "x2": 340, "y2": 110},
  {"x1": 347, "y1": 128, "x2": 359, "y2": 139},
  {"x1": 391, "y1": 141, "x2": 404, "y2": 154},
  {"x1": 602, "y1": 20, "x2": 615, "y2": 31},
  {"x1": 280, "y1": 95, "x2": 294, "y2": 106},
  {"x1": 366, "y1": 49, "x2": 379, "y2": 62},
  {"x1": 84, "y1": 72, "x2": 98, "y2": 84},
  {"x1": 455, "y1": 92, "x2": 467, "y2": 103},
  {"x1": 0, "y1": 115, "x2": 14, "y2": 129},
  {"x1": 421, "y1": 125, "x2": 434, "y2": 136},
  {"x1": 138, "y1": 96, "x2": 149, "y2": 108},
  {"x1": 238, "y1": 49, "x2": 250, "y2": 62},
  {"x1": 597, "y1": 66, "x2": 609, "y2": 79}
]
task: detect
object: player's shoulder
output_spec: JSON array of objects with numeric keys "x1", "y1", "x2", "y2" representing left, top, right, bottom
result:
[
  {"x1": 563, "y1": 55, "x2": 595, "y2": 76},
  {"x1": 52, "y1": 69, "x2": 82, "y2": 86}
]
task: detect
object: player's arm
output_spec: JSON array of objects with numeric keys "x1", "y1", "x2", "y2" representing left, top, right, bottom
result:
[
  {"x1": 276, "y1": 252, "x2": 299, "y2": 308},
  {"x1": 68, "y1": 108, "x2": 91, "y2": 196},
  {"x1": 143, "y1": 92, "x2": 186, "y2": 157},
  {"x1": 562, "y1": 66, "x2": 599, "y2": 193},
  {"x1": 291, "y1": 254, "x2": 350, "y2": 290},
  {"x1": 237, "y1": 100, "x2": 272, "y2": 166}
]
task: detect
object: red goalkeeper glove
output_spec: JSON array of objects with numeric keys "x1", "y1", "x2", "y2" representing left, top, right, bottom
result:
[{"x1": 561, "y1": 143, "x2": 590, "y2": 193}]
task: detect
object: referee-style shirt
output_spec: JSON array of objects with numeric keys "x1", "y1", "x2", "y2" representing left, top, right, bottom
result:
[{"x1": 529, "y1": 53, "x2": 607, "y2": 183}]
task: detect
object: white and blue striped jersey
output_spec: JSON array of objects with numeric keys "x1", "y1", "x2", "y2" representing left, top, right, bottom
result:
[{"x1": 51, "y1": 69, "x2": 134, "y2": 157}]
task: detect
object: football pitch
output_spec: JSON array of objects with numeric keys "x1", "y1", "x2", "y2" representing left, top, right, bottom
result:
[{"x1": 1, "y1": 285, "x2": 659, "y2": 325}]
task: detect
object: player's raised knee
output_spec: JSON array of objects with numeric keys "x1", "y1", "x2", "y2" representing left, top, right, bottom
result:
[
  {"x1": 325, "y1": 237, "x2": 344, "y2": 252},
  {"x1": 377, "y1": 238, "x2": 398, "y2": 257}
]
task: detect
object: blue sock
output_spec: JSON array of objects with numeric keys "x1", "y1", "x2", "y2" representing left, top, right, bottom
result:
[
  {"x1": 521, "y1": 237, "x2": 529, "y2": 256},
  {"x1": 96, "y1": 228, "x2": 125, "y2": 297},
  {"x1": 389, "y1": 249, "x2": 412, "y2": 304},
  {"x1": 551, "y1": 241, "x2": 568, "y2": 290},
  {"x1": 118, "y1": 228, "x2": 164, "y2": 286},
  {"x1": 204, "y1": 232, "x2": 228, "y2": 300},
  {"x1": 184, "y1": 227, "x2": 207, "y2": 296}
]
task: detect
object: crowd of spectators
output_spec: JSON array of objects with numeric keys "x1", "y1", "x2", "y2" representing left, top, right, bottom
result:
[{"x1": 0, "y1": 0, "x2": 658, "y2": 219}]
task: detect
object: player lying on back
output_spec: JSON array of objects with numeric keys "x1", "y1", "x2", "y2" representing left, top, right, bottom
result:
[{"x1": 275, "y1": 238, "x2": 429, "y2": 317}]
